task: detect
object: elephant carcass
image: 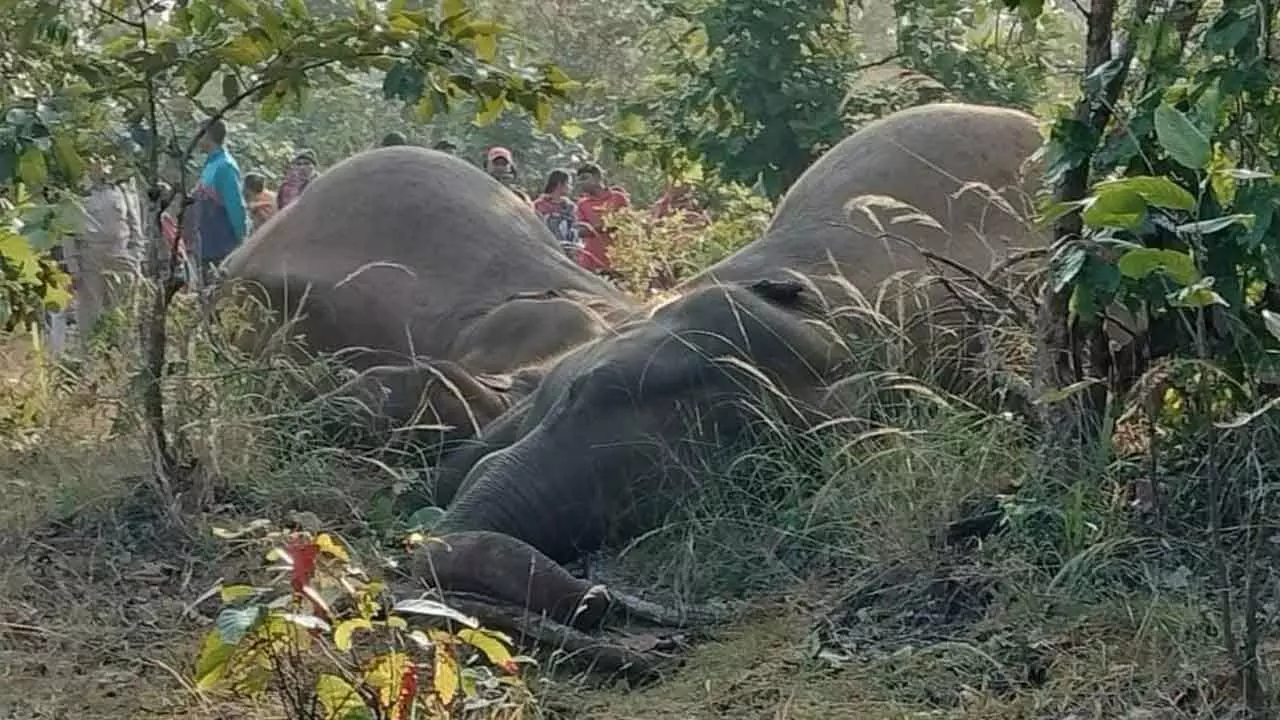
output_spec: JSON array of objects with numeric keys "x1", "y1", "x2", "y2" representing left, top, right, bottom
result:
[
  {"x1": 684, "y1": 102, "x2": 1137, "y2": 391},
  {"x1": 412, "y1": 277, "x2": 852, "y2": 626},
  {"x1": 214, "y1": 145, "x2": 635, "y2": 447},
  {"x1": 410, "y1": 102, "x2": 1130, "y2": 627}
]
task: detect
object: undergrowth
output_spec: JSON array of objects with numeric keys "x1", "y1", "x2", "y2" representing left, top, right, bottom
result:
[{"x1": 3, "y1": 259, "x2": 1280, "y2": 719}]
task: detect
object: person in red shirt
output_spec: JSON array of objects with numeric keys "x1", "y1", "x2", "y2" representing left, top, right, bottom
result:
[{"x1": 574, "y1": 162, "x2": 630, "y2": 279}]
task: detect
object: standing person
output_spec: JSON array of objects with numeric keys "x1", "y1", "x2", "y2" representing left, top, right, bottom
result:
[
  {"x1": 277, "y1": 149, "x2": 318, "y2": 211},
  {"x1": 574, "y1": 162, "x2": 630, "y2": 280},
  {"x1": 68, "y1": 161, "x2": 145, "y2": 344},
  {"x1": 432, "y1": 138, "x2": 459, "y2": 155},
  {"x1": 483, "y1": 146, "x2": 532, "y2": 204},
  {"x1": 532, "y1": 169, "x2": 582, "y2": 259},
  {"x1": 191, "y1": 118, "x2": 247, "y2": 287},
  {"x1": 243, "y1": 172, "x2": 277, "y2": 231}
]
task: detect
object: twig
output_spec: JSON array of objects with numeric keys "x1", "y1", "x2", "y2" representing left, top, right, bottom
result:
[{"x1": 853, "y1": 53, "x2": 905, "y2": 73}]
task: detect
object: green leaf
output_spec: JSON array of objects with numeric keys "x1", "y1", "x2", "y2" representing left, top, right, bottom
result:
[
  {"x1": 0, "y1": 232, "x2": 38, "y2": 272},
  {"x1": 224, "y1": 0, "x2": 255, "y2": 22},
  {"x1": 185, "y1": 59, "x2": 218, "y2": 97},
  {"x1": 1169, "y1": 278, "x2": 1229, "y2": 308},
  {"x1": 51, "y1": 134, "x2": 82, "y2": 185},
  {"x1": 216, "y1": 605, "x2": 262, "y2": 644},
  {"x1": 414, "y1": 94, "x2": 437, "y2": 120},
  {"x1": 1174, "y1": 214, "x2": 1256, "y2": 236},
  {"x1": 474, "y1": 32, "x2": 498, "y2": 63},
  {"x1": 406, "y1": 505, "x2": 445, "y2": 531},
  {"x1": 533, "y1": 98, "x2": 552, "y2": 129},
  {"x1": 220, "y1": 34, "x2": 269, "y2": 65},
  {"x1": 284, "y1": 0, "x2": 309, "y2": 20},
  {"x1": 457, "y1": 628, "x2": 518, "y2": 672},
  {"x1": 193, "y1": 630, "x2": 237, "y2": 690},
  {"x1": 334, "y1": 618, "x2": 373, "y2": 651},
  {"x1": 18, "y1": 147, "x2": 48, "y2": 188},
  {"x1": 220, "y1": 584, "x2": 260, "y2": 604},
  {"x1": 316, "y1": 675, "x2": 366, "y2": 719},
  {"x1": 560, "y1": 121, "x2": 585, "y2": 140},
  {"x1": 1050, "y1": 244, "x2": 1087, "y2": 292},
  {"x1": 617, "y1": 113, "x2": 647, "y2": 136},
  {"x1": 1095, "y1": 176, "x2": 1196, "y2": 211},
  {"x1": 1154, "y1": 104, "x2": 1212, "y2": 171},
  {"x1": 442, "y1": 0, "x2": 468, "y2": 22},
  {"x1": 1116, "y1": 247, "x2": 1200, "y2": 286},
  {"x1": 259, "y1": 91, "x2": 284, "y2": 122},
  {"x1": 474, "y1": 95, "x2": 506, "y2": 127},
  {"x1": 189, "y1": 0, "x2": 217, "y2": 33},
  {"x1": 1082, "y1": 188, "x2": 1148, "y2": 230}
]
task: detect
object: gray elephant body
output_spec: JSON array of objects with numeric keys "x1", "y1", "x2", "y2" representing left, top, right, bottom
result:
[
  {"x1": 215, "y1": 146, "x2": 635, "y2": 447},
  {"x1": 412, "y1": 102, "x2": 1084, "y2": 625}
]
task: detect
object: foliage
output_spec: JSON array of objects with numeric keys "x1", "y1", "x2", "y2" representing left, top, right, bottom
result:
[
  {"x1": 1, "y1": 0, "x2": 578, "y2": 330},
  {"x1": 0, "y1": 186, "x2": 72, "y2": 333},
  {"x1": 1033, "y1": 0, "x2": 1280, "y2": 392},
  {"x1": 607, "y1": 191, "x2": 772, "y2": 296},
  {"x1": 892, "y1": 0, "x2": 1070, "y2": 110},
  {"x1": 195, "y1": 522, "x2": 535, "y2": 720},
  {"x1": 610, "y1": 0, "x2": 856, "y2": 200}
]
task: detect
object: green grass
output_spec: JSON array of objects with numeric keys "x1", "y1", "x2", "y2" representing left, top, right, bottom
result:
[{"x1": 2, "y1": 283, "x2": 1278, "y2": 720}]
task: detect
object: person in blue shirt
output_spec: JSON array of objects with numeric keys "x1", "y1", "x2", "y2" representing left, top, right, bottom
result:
[{"x1": 191, "y1": 118, "x2": 247, "y2": 287}]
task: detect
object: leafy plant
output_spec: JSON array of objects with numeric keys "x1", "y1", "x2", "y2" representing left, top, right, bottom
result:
[
  {"x1": 607, "y1": 191, "x2": 772, "y2": 296},
  {"x1": 195, "y1": 522, "x2": 535, "y2": 720},
  {"x1": 0, "y1": 185, "x2": 72, "y2": 333}
]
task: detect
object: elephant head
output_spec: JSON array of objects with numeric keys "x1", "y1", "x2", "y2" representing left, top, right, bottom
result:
[{"x1": 409, "y1": 278, "x2": 856, "y2": 624}]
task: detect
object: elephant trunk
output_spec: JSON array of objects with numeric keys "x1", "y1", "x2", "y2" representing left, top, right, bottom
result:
[
  {"x1": 407, "y1": 530, "x2": 608, "y2": 629},
  {"x1": 434, "y1": 427, "x2": 595, "y2": 564},
  {"x1": 414, "y1": 430, "x2": 609, "y2": 625}
]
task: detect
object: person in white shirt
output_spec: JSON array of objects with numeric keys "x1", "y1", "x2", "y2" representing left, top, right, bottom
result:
[{"x1": 67, "y1": 161, "x2": 143, "y2": 345}]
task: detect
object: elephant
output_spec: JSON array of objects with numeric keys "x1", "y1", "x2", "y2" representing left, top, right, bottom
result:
[
  {"x1": 212, "y1": 145, "x2": 637, "y2": 449},
  {"x1": 409, "y1": 102, "x2": 1093, "y2": 628},
  {"x1": 410, "y1": 276, "x2": 853, "y2": 627}
]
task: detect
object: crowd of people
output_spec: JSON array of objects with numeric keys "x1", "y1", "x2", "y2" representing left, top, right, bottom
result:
[{"x1": 27, "y1": 118, "x2": 712, "y2": 357}]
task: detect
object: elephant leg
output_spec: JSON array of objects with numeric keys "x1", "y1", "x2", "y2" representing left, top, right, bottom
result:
[
  {"x1": 406, "y1": 531, "x2": 737, "y2": 631},
  {"x1": 408, "y1": 530, "x2": 610, "y2": 629}
]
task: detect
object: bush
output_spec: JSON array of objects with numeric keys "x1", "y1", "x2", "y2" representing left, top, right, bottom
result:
[
  {"x1": 607, "y1": 189, "x2": 773, "y2": 297},
  {"x1": 194, "y1": 522, "x2": 536, "y2": 720}
]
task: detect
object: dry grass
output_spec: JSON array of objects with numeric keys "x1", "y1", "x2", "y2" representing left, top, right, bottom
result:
[{"x1": 0, "y1": 273, "x2": 1276, "y2": 720}]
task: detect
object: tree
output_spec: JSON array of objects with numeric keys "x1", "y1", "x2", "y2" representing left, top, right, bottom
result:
[
  {"x1": 2, "y1": 0, "x2": 576, "y2": 506},
  {"x1": 615, "y1": 0, "x2": 856, "y2": 200},
  {"x1": 981, "y1": 0, "x2": 1280, "y2": 711}
]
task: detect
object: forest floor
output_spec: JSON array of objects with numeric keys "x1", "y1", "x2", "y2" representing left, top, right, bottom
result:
[{"x1": 0, "y1": 334, "x2": 1272, "y2": 720}]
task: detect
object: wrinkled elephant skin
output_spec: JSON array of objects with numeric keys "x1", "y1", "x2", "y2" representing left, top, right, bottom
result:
[{"x1": 215, "y1": 146, "x2": 635, "y2": 448}]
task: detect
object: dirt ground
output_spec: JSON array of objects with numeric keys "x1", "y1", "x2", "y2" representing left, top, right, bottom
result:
[{"x1": 1, "y1": 335, "x2": 1272, "y2": 720}]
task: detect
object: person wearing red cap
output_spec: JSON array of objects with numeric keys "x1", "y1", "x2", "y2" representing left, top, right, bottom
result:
[
  {"x1": 484, "y1": 146, "x2": 532, "y2": 204},
  {"x1": 574, "y1": 162, "x2": 630, "y2": 280}
]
